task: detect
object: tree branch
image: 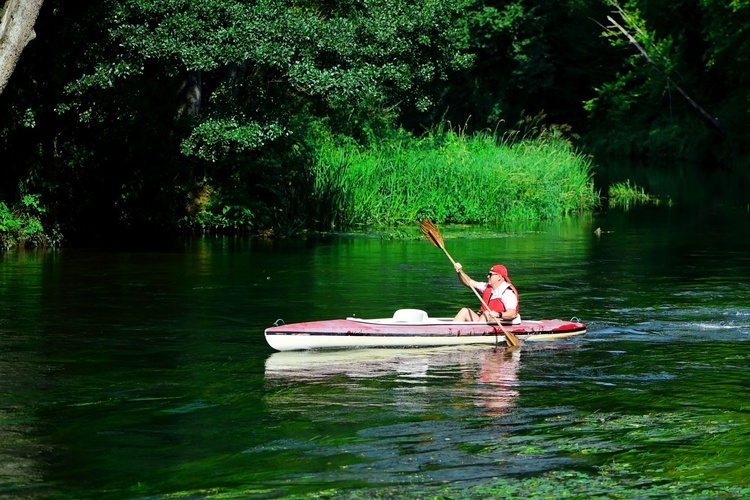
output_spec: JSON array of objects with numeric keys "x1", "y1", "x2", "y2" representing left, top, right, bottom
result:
[{"x1": 606, "y1": 14, "x2": 726, "y2": 138}]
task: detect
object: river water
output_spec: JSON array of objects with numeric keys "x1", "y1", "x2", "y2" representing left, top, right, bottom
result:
[{"x1": 1, "y1": 163, "x2": 749, "y2": 498}]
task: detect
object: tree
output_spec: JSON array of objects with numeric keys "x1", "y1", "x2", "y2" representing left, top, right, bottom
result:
[
  {"x1": 583, "y1": 0, "x2": 750, "y2": 162},
  {"x1": 18, "y1": 0, "x2": 473, "y2": 237},
  {"x1": 604, "y1": 9, "x2": 724, "y2": 137},
  {"x1": 404, "y1": 0, "x2": 618, "y2": 138},
  {"x1": 64, "y1": 0, "x2": 472, "y2": 158},
  {"x1": 0, "y1": 0, "x2": 44, "y2": 95}
]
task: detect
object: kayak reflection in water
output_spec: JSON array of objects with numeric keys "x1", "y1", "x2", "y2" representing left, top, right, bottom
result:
[
  {"x1": 453, "y1": 263, "x2": 520, "y2": 323},
  {"x1": 474, "y1": 348, "x2": 521, "y2": 416}
]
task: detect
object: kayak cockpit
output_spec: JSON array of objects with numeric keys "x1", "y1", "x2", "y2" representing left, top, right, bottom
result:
[{"x1": 345, "y1": 309, "x2": 521, "y2": 326}]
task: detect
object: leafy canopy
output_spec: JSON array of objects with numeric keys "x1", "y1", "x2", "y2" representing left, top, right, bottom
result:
[{"x1": 66, "y1": 0, "x2": 474, "y2": 161}]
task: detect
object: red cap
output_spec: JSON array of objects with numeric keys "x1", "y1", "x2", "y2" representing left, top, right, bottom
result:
[{"x1": 489, "y1": 264, "x2": 508, "y2": 278}]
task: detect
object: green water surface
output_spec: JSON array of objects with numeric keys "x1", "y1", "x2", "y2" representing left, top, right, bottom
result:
[{"x1": 1, "y1": 166, "x2": 749, "y2": 499}]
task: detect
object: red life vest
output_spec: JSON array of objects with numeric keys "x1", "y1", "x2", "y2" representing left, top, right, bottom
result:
[{"x1": 480, "y1": 282, "x2": 519, "y2": 314}]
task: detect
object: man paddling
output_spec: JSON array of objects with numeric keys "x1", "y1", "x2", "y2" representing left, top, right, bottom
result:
[{"x1": 453, "y1": 263, "x2": 519, "y2": 323}]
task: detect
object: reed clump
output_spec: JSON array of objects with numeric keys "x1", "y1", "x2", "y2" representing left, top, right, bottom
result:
[
  {"x1": 608, "y1": 180, "x2": 659, "y2": 210},
  {"x1": 310, "y1": 129, "x2": 599, "y2": 230}
]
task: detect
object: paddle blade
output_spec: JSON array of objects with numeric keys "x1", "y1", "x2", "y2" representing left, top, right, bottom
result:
[
  {"x1": 420, "y1": 218, "x2": 444, "y2": 249},
  {"x1": 504, "y1": 329, "x2": 521, "y2": 347}
]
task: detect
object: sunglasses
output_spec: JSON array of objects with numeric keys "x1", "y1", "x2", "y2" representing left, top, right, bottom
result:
[{"x1": 487, "y1": 273, "x2": 499, "y2": 278}]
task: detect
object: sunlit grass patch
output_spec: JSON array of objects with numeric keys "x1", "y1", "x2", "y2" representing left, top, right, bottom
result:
[
  {"x1": 310, "y1": 129, "x2": 599, "y2": 231},
  {"x1": 608, "y1": 180, "x2": 661, "y2": 210}
]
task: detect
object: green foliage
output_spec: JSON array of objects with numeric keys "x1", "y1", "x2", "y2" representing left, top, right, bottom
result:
[
  {"x1": 180, "y1": 120, "x2": 288, "y2": 163},
  {"x1": 5, "y1": 0, "x2": 750, "y2": 246},
  {"x1": 309, "y1": 128, "x2": 598, "y2": 230},
  {"x1": 181, "y1": 205, "x2": 255, "y2": 233},
  {"x1": 66, "y1": 0, "x2": 473, "y2": 162},
  {"x1": 12, "y1": 0, "x2": 473, "y2": 240},
  {"x1": 608, "y1": 180, "x2": 660, "y2": 210},
  {"x1": 425, "y1": 0, "x2": 616, "y2": 135},
  {"x1": 584, "y1": 0, "x2": 750, "y2": 162},
  {"x1": 0, "y1": 194, "x2": 59, "y2": 249}
]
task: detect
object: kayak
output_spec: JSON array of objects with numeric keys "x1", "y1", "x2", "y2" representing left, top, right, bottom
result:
[{"x1": 264, "y1": 308, "x2": 586, "y2": 351}]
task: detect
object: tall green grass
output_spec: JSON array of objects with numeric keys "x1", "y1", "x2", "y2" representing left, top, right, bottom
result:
[
  {"x1": 608, "y1": 180, "x2": 660, "y2": 210},
  {"x1": 310, "y1": 130, "x2": 599, "y2": 229}
]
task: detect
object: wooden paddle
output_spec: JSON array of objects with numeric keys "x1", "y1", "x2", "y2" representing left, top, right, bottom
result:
[{"x1": 420, "y1": 218, "x2": 521, "y2": 348}]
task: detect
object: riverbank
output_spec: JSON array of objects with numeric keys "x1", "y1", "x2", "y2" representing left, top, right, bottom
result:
[{"x1": 1, "y1": 130, "x2": 600, "y2": 250}]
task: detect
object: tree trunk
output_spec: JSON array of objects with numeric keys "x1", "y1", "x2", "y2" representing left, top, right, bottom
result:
[
  {"x1": 176, "y1": 70, "x2": 202, "y2": 121},
  {"x1": 0, "y1": 0, "x2": 44, "y2": 96}
]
